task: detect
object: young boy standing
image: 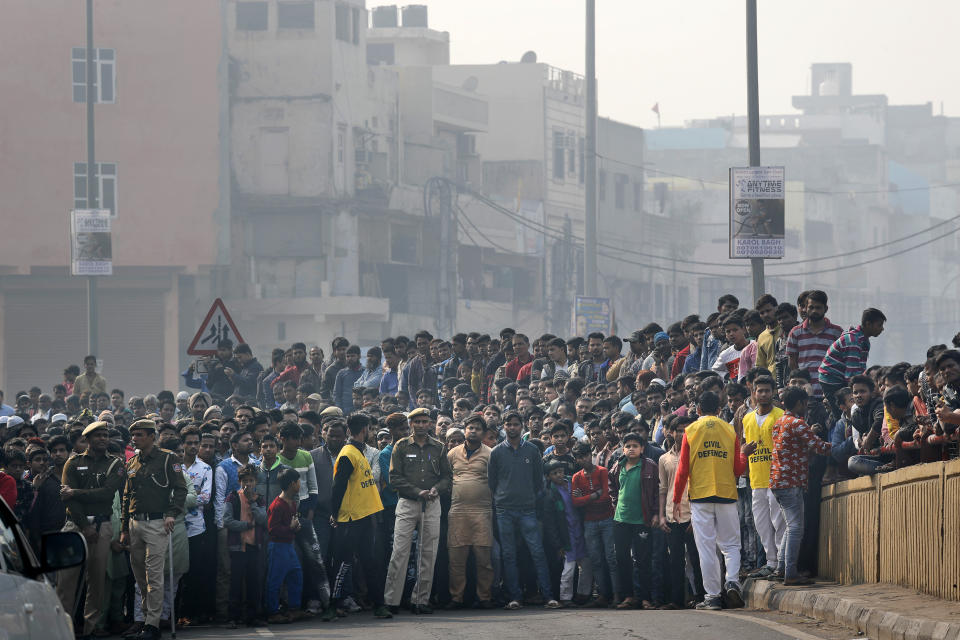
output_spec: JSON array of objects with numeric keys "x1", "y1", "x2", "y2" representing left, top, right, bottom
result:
[
  {"x1": 571, "y1": 442, "x2": 616, "y2": 608},
  {"x1": 542, "y1": 419, "x2": 578, "y2": 478},
  {"x1": 542, "y1": 460, "x2": 590, "y2": 607},
  {"x1": 223, "y1": 464, "x2": 267, "y2": 628},
  {"x1": 266, "y1": 468, "x2": 307, "y2": 623},
  {"x1": 612, "y1": 432, "x2": 659, "y2": 610}
]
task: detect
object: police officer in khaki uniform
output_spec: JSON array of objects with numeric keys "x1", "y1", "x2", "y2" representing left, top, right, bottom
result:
[
  {"x1": 57, "y1": 420, "x2": 126, "y2": 637},
  {"x1": 120, "y1": 419, "x2": 187, "y2": 640}
]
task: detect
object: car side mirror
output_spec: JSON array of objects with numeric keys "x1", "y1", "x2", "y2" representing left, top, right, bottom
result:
[{"x1": 38, "y1": 531, "x2": 87, "y2": 573}]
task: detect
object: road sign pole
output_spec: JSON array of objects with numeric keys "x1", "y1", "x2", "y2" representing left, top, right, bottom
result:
[{"x1": 746, "y1": 0, "x2": 765, "y2": 301}]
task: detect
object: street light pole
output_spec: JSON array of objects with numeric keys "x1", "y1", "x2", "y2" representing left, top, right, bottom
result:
[
  {"x1": 85, "y1": 0, "x2": 99, "y2": 356},
  {"x1": 746, "y1": 0, "x2": 765, "y2": 300},
  {"x1": 584, "y1": 0, "x2": 598, "y2": 297}
]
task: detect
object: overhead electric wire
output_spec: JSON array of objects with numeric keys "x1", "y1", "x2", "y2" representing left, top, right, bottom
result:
[
  {"x1": 777, "y1": 213, "x2": 960, "y2": 265},
  {"x1": 456, "y1": 205, "x2": 529, "y2": 255},
  {"x1": 455, "y1": 216, "x2": 483, "y2": 249},
  {"x1": 766, "y1": 230, "x2": 957, "y2": 277},
  {"x1": 442, "y1": 177, "x2": 960, "y2": 279},
  {"x1": 451, "y1": 177, "x2": 960, "y2": 270}
]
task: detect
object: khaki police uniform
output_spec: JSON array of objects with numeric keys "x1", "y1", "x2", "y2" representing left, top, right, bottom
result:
[
  {"x1": 57, "y1": 421, "x2": 126, "y2": 635},
  {"x1": 383, "y1": 411, "x2": 452, "y2": 608},
  {"x1": 122, "y1": 420, "x2": 187, "y2": 629}
]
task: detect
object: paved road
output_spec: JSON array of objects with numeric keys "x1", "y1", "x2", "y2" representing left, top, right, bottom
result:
[{"x1": 179, "y1": 607, "x2": 842, "y2": 640}]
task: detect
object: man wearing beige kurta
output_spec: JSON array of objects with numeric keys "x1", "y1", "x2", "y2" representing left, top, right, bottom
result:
[{"x1": 446, "y1": 414, "x2": 495, "y2": 608}]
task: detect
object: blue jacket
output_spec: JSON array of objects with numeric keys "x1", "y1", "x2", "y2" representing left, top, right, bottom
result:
[
  {"x1": 682, "y1": 346, "x2": 702, "y2": 374},
  {"x1": 699, "y1": 330, "x2": 722, "y2": 372},
  {"x1": 379, "y1": 370, "x2": 398, "y2": 397},
  {"x1": 218, "y1": 457, "x2": 244, "y2": 497},
  {"x1": 333, "y1": 365, "x2": 363, "y2": 413}
]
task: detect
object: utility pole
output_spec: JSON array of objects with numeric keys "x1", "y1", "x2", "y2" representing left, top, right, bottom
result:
[
  {"x1": 583, "y1": 0, "x2": 598, "y2": 296},
  {"x1": 85, "y1": 0, "x2": 99, "y2": 357},
  {"x1": 438, "y1": 180, "x2": 455, "y2": 336},
  {"x1": 746, "y1": 0, "x2": 765, "y2": 301}
]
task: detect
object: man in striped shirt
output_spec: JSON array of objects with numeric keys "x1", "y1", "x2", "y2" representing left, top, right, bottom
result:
[
  {"x1": 818, "y1": 308, "x2": 887, "y2": 419},
  {"x1": 785, "y1": 290, "x2": 842, "y2": 400}
]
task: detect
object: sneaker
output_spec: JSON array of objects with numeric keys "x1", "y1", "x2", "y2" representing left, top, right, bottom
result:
[
  {"x1": 306, "y1": 599, "x2": 322, "y2": 614},
  {"x1": 695, "y1": 596, "x2": 722, "y2": 611},
  {"x1": 342, "y1": 596, "x2": 363, "y2": 613},
  {"x1": 544, "y1": 600, "x2": 563, "y2": 609},
  {"x1": 748, "y1": 565, "x2": 776, "y2": 579},
  {"x1": 766, "y1": 569, "x2": 785, "y2": 582},
  {"x1": 504, "y1": 600, "x2": 522, "y2": 610},
  {"x1": 373, "y1": 605, "x2": 394, "y2": 619},
  {"x1": 724, "y1": 582, "x2": 744, "y2": 609}
]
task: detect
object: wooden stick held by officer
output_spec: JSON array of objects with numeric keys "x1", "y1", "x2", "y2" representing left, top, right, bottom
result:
[{"x1": 120, "y1": 419, "x2": 187, "y2": 640}]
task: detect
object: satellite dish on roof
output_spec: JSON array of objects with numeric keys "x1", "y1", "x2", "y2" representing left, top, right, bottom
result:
[
  {"x1": 462, "y1": 76, "x2": 479, "y2": 92},
  {"x1": 521, "y1": 50, "x2": 538, "y2": 63}
]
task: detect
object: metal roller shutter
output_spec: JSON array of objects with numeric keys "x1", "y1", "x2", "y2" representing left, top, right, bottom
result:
[
  {"x1": 4, "y1": 288, "x2": 164, "y2": 397},
  {"x1": 4, "y1": 290, "x2": 87, "y2": 394}
]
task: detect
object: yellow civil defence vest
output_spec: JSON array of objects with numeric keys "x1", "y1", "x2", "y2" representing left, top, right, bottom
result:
[
  {"x1": 335, "y1": 444, "x2": 383, "y2": 522},
  {"x1": 743, "y1": 407, "x2": 784, "y2": 489},
  {"x1": 685, "y1": 415, "x2": 738, "y2": 501}
]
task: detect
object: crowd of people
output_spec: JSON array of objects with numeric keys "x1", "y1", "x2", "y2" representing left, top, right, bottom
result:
[{"x1": 1, "y1": 289, "x2": 959, "y2": 640}]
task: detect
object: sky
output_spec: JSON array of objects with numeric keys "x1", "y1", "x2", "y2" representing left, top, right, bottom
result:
[{"x1": 419, "y1": 0, "x2": 960, "y2": 129}]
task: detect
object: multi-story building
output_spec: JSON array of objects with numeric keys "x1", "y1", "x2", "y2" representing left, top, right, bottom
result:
[
  {"x1": 643, "y1": 63, "x2": 960, "y2": 361},
  {"x1": 223, "y1": 1, "x2": 495, "y2": 352},
  {"x1": 0, "y1": 0, "x2": 227, "y2": 392}
]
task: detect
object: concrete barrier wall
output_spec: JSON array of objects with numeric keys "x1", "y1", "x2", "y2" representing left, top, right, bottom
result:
[{"x1": 819, "y1": 459, "x2": 960, "y2": 600}]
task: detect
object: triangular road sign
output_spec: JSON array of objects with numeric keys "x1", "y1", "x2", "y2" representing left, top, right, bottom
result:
[{"x1": 187, "y1": 298, "x2": 245, "y2": 356}]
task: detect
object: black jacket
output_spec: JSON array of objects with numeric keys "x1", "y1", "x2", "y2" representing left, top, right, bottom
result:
[{"x1": 852, "y1": 396, "x2": 885, "y2": 436}]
